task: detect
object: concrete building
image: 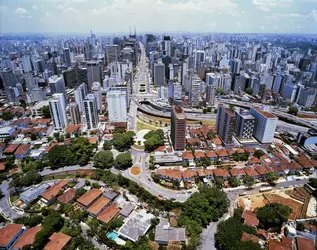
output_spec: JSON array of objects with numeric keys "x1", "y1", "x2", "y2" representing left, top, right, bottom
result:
[
  {"x1": 282, "y1": 81, "x2": 298, "y2": 102},
  {"x1": 194, "y1": 50, "x2": 205, "y2": 73},
  {"x1": 105, "y1": 45, "x2": 119, "y2": 65},
  {"x1": 74, "y1": 83, "x2": 88, "y2": 113},
  {"x1": 171, "y1": 105, "x2": 186, "y2": 151},
  {"x1": 21, "y1": 55, "x2": 33, "y2": 73},
  {"x1": 64, "y1": 48, "x2": 71, "y2": 66},
  {"x1": 84, "y1": 93, "x2": 99, "y2": 129},
  {"x1": 154, "y1": 60, "x2": 165, "y2": 86},
  {"x1": 216, "y1": 104, "x2": 236, "y2": 145},
  {"x1": 49, "y1": 93, "x2": 68, "y2": 130},
  {"x1": 190, "y1": 79, "x2": 200, "y2": 106},
  {"x1": 91, "y1": 82, "x2": 102, "y2": 110},
  {"x1": 173, "y1": 82, "x2": 182, "y2": 104},
  {"x1": 250, "y1": 106, "x2": 278, "y2": 144},
  {"x1": 49, "y1": 75, "x2": 66, "y2": 104},
  {"x1": 62, "y1": 68, "x2": 77, "y2": 88},
  {"x1": 107, "y1": 90, "x2": 127, "y2": 122},
  {"x1": 0, "y1": 68, "x2": 17, "y2": 88},
  {"x1": 234, "y1": 109, "x2": 255, "y2": 140},
  {"x1": 69, "y1": 102, "x2": 81, "y2": 124},
  {"x1": 206, "y1": 84, "x2": 216, "y2": 106},
  {"x1": 87, "y1": 61, "x2": 102, "y2": 88},
  {"x1": 20, "y1": 183, "x2": 50, "y2": 204},
  {"x1": 297, "y1": 88, "x2": 316, "y2": 107},
  {"x1": 76, "y1": 67, "x2": 88, "y2": 85},
  {"x1": 163, "y1": 36, "x2": 171, "y2": 56},
  {"x1": 109, "y1": 85, "x2": 130, "y2": 109}
]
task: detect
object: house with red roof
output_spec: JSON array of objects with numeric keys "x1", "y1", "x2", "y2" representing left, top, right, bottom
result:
[
  {"x1": 213, "y1": 168, "x2": 230, "y2": 180},
  {"x1": 4, "y1": 144, "x2": 20, "y2": 155},
  {"x1": 0, "y1": 224, "x2": 25, "y2": 250},
  {"x1": 205, "y1": 150, "x2": 217, "y2": 161},
  {"x1": 156, "y1": 168, "x2": 182, "y2": 182},
  {"x1": 14, "y1": 144, "x2": 31, "y2": 159},
  {"x1": 194, "y1": 151, "x2": 206, "y2": 160},
  {"x1": 182, "y1": 151, "x2": 194, "y2": 164},
  {"x1": 182, "y1": 169, "x2": 197, "y2": 181},
  {"x1": 244, "y1": 167, "x2": 260, "y2": 179},
  {"x1": 215, "y1": 149, "x2": 229, "y2": 161},
  {"x1": 230, "y1": 168, "x2": 246, "y2": 179}
]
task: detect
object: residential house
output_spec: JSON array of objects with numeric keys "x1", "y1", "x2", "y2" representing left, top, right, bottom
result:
[
  {"x1": 120, "y1": 203, "x2": 136, "y2": 218},
  {"x1": 13, "y1": 226, "x2": 42, "y2": 250},
  {"x1": 244, "y1": 167, "x2": 260, "y2": 179},
  {"x1": 240, "y1": 232, "x2": 259, "y2": 244},
  {"x1": 295, "y1": 236, "x2": 315, "y2": 250},
  {"x1": 87, "y1": 196, "x2": 111, "y2": 217},
  {"x1": 3, "y1": 144, "x2": 20, "y2": 155},
  {"x1": 156, "y1": 168, "x2": 182, "y2": 182},
  {"x1": 213, "y1": 168, "x2": 230, "y2": 180},
  {"x1": 97, "y1": 203, "x2": 120, "y2": 224},
  {"x1": 205, "y1": 150, "x2": 217, "y2": 161},
  {"x1": 0, "y1": 224, "x2": 25, "y2": 250},
  {"x1": 212, "y1": 137, "x2": 222, "y2": 147},
  {"x1": 155, "y1": 217, "x2": 186, "y2": 245},
  {"x1": 20, "y1": 183, "x2": 50, "y2": 204},
  {"x1": 57, "y1": 188, "x2": 75, "y2": 204},
  {"x1": 196, "y1": 169, "x2": 207, "y2": 180},
  {"x1": 77, "y1": 188, "x2": 103, "y2": 208},
  {"x1": 40, "y1": 180, "x2": 69, "y2": 205},
  {"x1": 230, "y1": 168, "x2": 246, "y2": 179},
  {"x1": 14, "y1": 144, "x2": 31, "y2": 159},
  {"x1": 242, "y1": 210, "x2": 259, "y2": 228},
  {"x1": 248, "y1": 156, "x2": 262, "y2": 166},
  {"x1": 216, "y1": 149, "x2": 229, "y2": 162},
  {"x1": 194, "y1": 151, "x2": 206, "y2": 161},
  {"x1": 296, "y1": 154, "x2": 316, "y2": 171},
  {"x1": 103, "y1": 189, "x2": 119, "y2": 201},
  {"x1": 182, "y1": 151, "x2": 194, "y2": 165},
  {"x1": 182, "y1": 169, "x2": 197, "y2": 182},
  {"x1": 44, "y1": 232, "x2": 72, "y2": 250},
  {"x1": 186, "y1": 138, "x2": 201, "y2": 149},
  {"x1": 268, "y1": 238, "x2": 292, "y2": 250},
  {"x1": 254, "y1": 165, "x2": 271, "y2": 179},
  {"x1": 204, "y1": 169, "x2": 214, "y2": 179},
  {"x1": 288, "y1": 161, "x2": 303, "y2": 174}
]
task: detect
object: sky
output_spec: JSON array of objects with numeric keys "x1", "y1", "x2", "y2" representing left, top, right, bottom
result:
[{"x1": 0, "y1": 0, "x2": 317, "y2": 34}]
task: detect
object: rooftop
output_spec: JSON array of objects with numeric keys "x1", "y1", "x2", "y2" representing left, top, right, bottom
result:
[
  {"x1": 155, "y1": 217, "x2": 186, "y2": 243},
  {"x1": 87, "y1": 196, "x2": 111, "y2": 216},
  {"x1": 242, "y1": 210, "x2": 259, "y2": 227},
  {"x1": 0, "y1": 224, "x2": 23, "y2": 246},
  {"x1": 44, "y1": 232, "x2": 72, "y2": 250},
  {"x1": 57, "y1": 188, "x2": 75, "y2": 204},
  {"x1": 77, "y1": 188, "x2": 103, "y2": 207},
  {"x1": 97, "y1": 203, "x2": 120, "y2": 224},
  {"x1": 13, "y1": 226, "x2": 42, "y2": 249},
  {"x1": 296, "y1": 236, "x2": 315, "y2": 250},
  {"x1": 41, "y1": 180, "x2": 68, "y2": 201},
  {"x1": 240, "y1": 232, "x2": 258, "y2": 243},
  {"x1": 15, "y1": 144, "x2": 31, "y2": 155},
  {"x1": 252, "y1": 106, "x2": 276, "y2": 119}
]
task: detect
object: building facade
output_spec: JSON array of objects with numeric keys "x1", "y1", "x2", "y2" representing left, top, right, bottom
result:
[
  {"x1": 84, "y1": 93, "x2": 99, "y2": 129},
  {"x1": 106, "y1": 90, "x2": 127, "y2": 122},
  {"x1": 171, "y1": 105, "x2": 186, "y2": 151}
]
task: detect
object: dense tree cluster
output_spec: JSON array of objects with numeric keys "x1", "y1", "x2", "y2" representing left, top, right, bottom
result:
[
  {"x1": 115, "y1": 152, "x2": 133, "y2": 170},
  {"x1": 103, "y1": 141, "x2": 112, "y2": 150},
  {"x1": 308, "y1": 178, "x2": 317, "y2": 188},
  {"x1": 144, "y1": 129, "x2": 164, "y2": 152},
  {"x1": 228, "y1": 176, "x2": 240, "y2": 187},
  {"x1": 253, "y1": 150, "x2": 265, "y2": 159},
  {"x1": 93, "y1": 150, "x2": 114, "y2": 169},
  {"x1": 40, "y1": 106, "x2": 51, "y2": 118},
  {"x1": 215, "y1": 208, "x2": 262, "y2": 250},
  {"x1": 1, "y1": 111, "x2": 13, "y2": 120},
  {"x1": 245, "y1": 88, "x2": 253, "y2": 95},
  {"x1": 11, "y1": 170, "x2": 42, "y2": 188},
  {"x1": 112, "y1": 131, "x2": 135, "y2": 151},
  {"x1": 14, "y1": 215, "x2": 43, "y2": 227},
  {"x1": 48, "y1": 137, "x2": 93, "y2": 167},
  {"x1": 243, "y1": 176, "x2": 255, "y2": 188},
  {"x1": 266, "y1": 172, "x2": 279, "y2": 184},
  {"x1": 257, "y1": 203, "x2": 292, "y2": 230},
  {"x1": 288, "y1": 106, "x2": 298, "y2": 116},
  {"x1": 232, "y1": 151, "x2": 249, "y2": 162}
]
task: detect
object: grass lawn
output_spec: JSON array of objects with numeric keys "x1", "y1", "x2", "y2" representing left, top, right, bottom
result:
[
  {"x1": 133, "y1": 144, "x2": 145, "y2": 150},
  {"x1": 136, "y1": 120, "x2": 157, "y2": 131},
  {"x1": 10, "y1": 194, "x2": 20, "y2": 202},
  {"x1": 142, "y1": 113, "x2": 171, "y2": 124},
  {"x1": 43, "y1": 174, "x2": 76, "y2": 181}
]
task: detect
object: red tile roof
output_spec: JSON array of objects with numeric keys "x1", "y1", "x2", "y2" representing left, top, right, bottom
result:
[
  {"x1": 13, "y1": 226, "x2": 42, "y2": 249},
  {"x1": 44, "y1": 232, "x2": 72, "y2": 250},
  {"x1": 242, "y1": 210, "x2": 259, "y2": 227},
  {"x1": 14, "y1": 144, "x2": 31, "y2": 156},
  {"x1": 182, "y1": 151, "x2": 194, "y2": 160},
  {"x1": 268, "y1": 239, "x2": 292, "y2": 250},
  {"x1": 87, "y1": 196, "x2": 111, "y2": 216},
  {"x1": 182, "y1": 169, "x2": 197, "y2": 179},
  {"x1": 253, "y1": 106, "x2": 276, "y2": 119},
  {"x1": 194, "y1": 151, "x2": 205, "y2": 158},
  {"x1": 41, "y1": 180, "x2": 68, "y2": 201},
  {"x1": 0, "y1": 162, "x2": 5, "y2": 172},
  {"x1": 216, "y1": 149, "x2": 229, "y2": 157},
  {"x1": 244, "y1": 167, "x2": 259, "y2": 177},
  {"x1": 0, "y1": 224, "x2": 23, "y2": 246},
  {"x1": 57, "y1": 188, "x2": 75, "y2": 204},
  {"x1": 156, "y1": 168, "x2": 182, "y2": 180},
  {"x1": 240, "y1": 232, "x2": 259, "y2": 243},
  {"x1": 205, "y1": 150, "x2": 217, "y2": 158},
  {"x1": 77, "y1": 188, "x2": 103, "y2": 207},
  {"x1": 296, "y1": 237, "x2": 314, "y2": 250},
  {"x1": 254, "y1": 165, "x2": 270, "y2": 175},
  {"x1": 97, "y1": 203, "x2": 119, "y2": 224},
  {"x1": 4, "y1": 144, "x2": 20, "y2": 154},
  {"x1": 230, "y1": 168, "x2": 246, "y2": 177},
  {"x1": 213, "y1": 168, "x2": 230, "y2": 177}
]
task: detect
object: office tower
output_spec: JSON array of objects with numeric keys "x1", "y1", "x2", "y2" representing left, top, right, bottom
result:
[
  {"x1": 234, "y1": 109, "x2": 255, "y2": 140},
  {"x1": 64, "y1": 48, "x2": 71, "y2": 66},
  {"x1": 5, "y1": 87, "x2": 18, "y2": 103},
  {"x1": 163, "y1": 36, "x2": 171, "y2": 56},
  {"x1": 87, "y1": 61, "x2": 102, "y2": 88},
  {"x1": 76, "y1": 67, "x2": 88, "y2": 85},
  {"x1": 45, "y1": 59, "x2": 58, "y2": 75},
  {"x1": 282, "y1": 81, "x2": 298, "y2": 102},
  {"x1": 24, "y1": 72, "x2": 37, "y2": 90},
  {"x1": 231, "y1": 59, "x2": 241, "y2": 74},
  {"x1": 168, "y1": 64, "x2": 174, "y2": 80},
  {"x1": 29, "y1": 88, "x2": 46, "y2": 102},
  {"x1": 106, "y1": 90, "x2": 127, "y2": 122},
  {"x1": 105, "y1": 45, "x2": 119, "y2": 65},
  {"x1": 232, "y1": 74, "x2": 242, "y2": 94},
  {"x1": 250, "y1": 106, "x2": 278, "y2": 144},
  {"x1": 117, "y1": 60, "x2": 132, "y2": 80},
  {"x1": 74, "y1": 83, "x2": 88, "y2": 113},
  {"x1": 173, "y1": 82, "x2": 182, "y2": 104},
  {"x1": 0, "y1": 68, "x2": 17, "y2": 88},
  {"x1": 157, "y1": 86, "x2": 168, "y2": 100},
  {"x1": 297, "y1": 88, "x2": 316, "y2": 107},
  {"x1": 84, "y1": 93, "x2": 99, "y2": 129},
  {"x1": 49, "y1": 93, "x2": 68, "y2": 130},
  {"x1": 49, "y1": 75, "x2": 67, "y2": 103},
  {"x1": 16, "y1": 83, "x2": 24, "y2": 96},
  {"x1": 21, "y1": 55, "x2": 32, "y2": 73},
  {"x1": 63, "y1": 68, "x2": 77, "y2": 88},
  {"x1": 74, "y1": 54, "x2": 85, "y2": 64},
  {"x1": 190, "y1": 79, "x2": 200, "y2": 106},
  {"x1": 121, "y1": 47, "x2": 134, "y2": 65},
  {"x1": 298, "y1": 58, "x2": 311, "y2": 71},
  {"x1": 171, "y1": 105, "x2": 186, "y2": 151},
  {"x1": 216, "y1": 104, "x2": 236, "y2": 145},
  {"x1": 194, "y1": 50, "x2": 205, "y2": 73},
  {"x1": 91, "y1": 82, "x2": 102, "y2": 110},
  {"x1": 109, "y1": 85, "x2": 130, "y2": 109},
  {"x1": 69, "y1": 102, "x2": 81, "y2": 124},
  {"x1": 33, "y1": 59, "x2": 44, "y2": 73},
  {"x1": 206, "y1": 84, "x2": 216, "y2": 106},
  {"x1": 154, "y1": 60, "x2": 165, "y2": 86}
]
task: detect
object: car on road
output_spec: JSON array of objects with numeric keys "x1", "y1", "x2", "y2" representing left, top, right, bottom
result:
[
  {"x1": 187, "y1": 191, "x2": 192, "y2": 194},
  {"x1": 239, "y1": 192, "x2": 247, "y2": 196},
  {"x1": 170, "y1": 198, "x2": 176, "y2": 201},
  {"x1": 157, "y1": 194, "x2": 163, "y2": 198},
  {"x1": 147, "y1": 178, "x2": 151, "y2": 182}
]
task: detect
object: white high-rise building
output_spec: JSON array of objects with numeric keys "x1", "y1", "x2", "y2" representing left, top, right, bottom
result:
[
  {"x1": 49, "y1": 75, "x2": 66, "y2": 103},
  {"x1": 250, "y1": 106, "x2": 278, "y2": 144},
  {"x1": 49, "y1": 93, "x2": 68, "y2": 130},
  {"x1": 189, "y1": 79, "x2": 200, "y2": 106},
  {"x1": 157, "y1": 86, "x2": 168, "y2": 100},
  {"x1": 91, "y1": 82, "x2": 102, "y2": 110},
  {"x1": 173, "y1": 82, "x2": 182, "y2": 103},
  {"x1": 69, "y1": 102, "x2": 81, "y2": 124},
  {"x1": 22, "y1": 55, "x2": 32, "y2": 73},
  {"x1": 107, "y1": 90, "x2": 127, "y2": 122},
  {"x1": 74, "y1": 83, "x2": 88, "y2": 113},
  {"x1": 84, "y1": 93, "x2": 99, "y2": 129}
]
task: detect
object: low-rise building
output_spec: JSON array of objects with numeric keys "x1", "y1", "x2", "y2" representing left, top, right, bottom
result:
[
  {"x1": 77, "y1": 188, "x2": 103, "y2": 208},
  {"x1": 87, "y1": 196, "x2": 111, "y2": 217},
  {"x1": 120, "y1": 203, "x2": 136, "y2": 218},
  {"x1": 44, "y1": 232, "x2": 72, "y2": 250},
  {"x1": 156, "y1": 168, "x2": 183, "y2": 182},
  {"x1": 242, "y1": 210, "x2": 259, "y2": 228},
  {"x1": 97, "y1": 203, "x2": 120, "y2": 224},
  {"x1": 40, "y1": 180, "x2": 69, "y2": 205},
  {"x1": 155, "y1": 217, "x2": 186, "y2": 245},
  {"x1": 20, "y1": 183, "x2": 50, "y2": 204},
  {"x1": 13, "y1": 226, "x2": 42, "y2": 250},
  {"x1": 57, "y1": 188, "x2": 75, "y2": 204},
  {"x1": 0, "y1": 224, "x2": 25, "y2": 250},
  {"x1": 14, "y1": 144, "x2": 31, "y2": 159}
]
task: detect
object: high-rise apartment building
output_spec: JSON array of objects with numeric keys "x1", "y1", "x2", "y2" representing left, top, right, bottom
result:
[
  {"x1": 21, "y1": 55, "x2": 33, "y2": 73},
  {"x1": 76, "y1": 67, "x2": 88, "y2": 85},
  {"x1": 84, "y1": 93, "x2": 99, "y2": 129},
  {"x1": 206, "y1": 84, "x2": 216, "y2": 106},
  {"x1": 87, "y1": 61, "x2": 102, "y2": 88},
  {"x1": 154, "y1": 60, "x2": 165, "y2": 86},
  {"x1": 64, "y1": 48, "x2": 71, "y2": 66},
  {"x1": 91, "y1": 82, "x2": 102, "y2": 111},
  {"x1": 250, "y1": 106, "x2": 278, "y2": 144},
  {"x1": 0, "y1": 68, "x2": 17, "y2": 88},
  {"x1": 190, "y1": 79, "x2": 200, "y2": 106},
  {"x1": 171, "y1": 105, "x2": 186, "y2": 151},
  {"x1": 216, "y1": 104, "x2": 236, "y2": 145},
  {"x1": 63, "y1": 68, "x2": 77, "y2": 88},
  {"x1": 163, "y1": 36, "x2": 171, "y2": 56},
  {"x1": 234, "y1": 109, "x2": 255, "y2": 140},
  {"x1": 74, "y1": 83, "x2": 88, "y2": 113},
  {"x1": 69, "y1": 102, "x2": 81, "y2": 124},
  {"x1": 49, "y1": 93, "x2": 68, "y2": 130},
  {"x1": 106, "y1": 90, "x2": 127, "y2": 122},
  {"x1": 105, "y1": 45, "x2": 119, "y2": 65},
  {"x1": 49, "y1": 75, "x2": 66, "y2": 103}
]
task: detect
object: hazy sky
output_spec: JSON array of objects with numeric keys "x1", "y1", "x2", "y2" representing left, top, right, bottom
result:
[{"x1": 0, "y1": 0, "x2": 317, "y2": 34}]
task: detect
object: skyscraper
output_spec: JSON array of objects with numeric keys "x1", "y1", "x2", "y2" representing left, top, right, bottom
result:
[
  {"x1": 154, "y1": 60, "x2": 165, "y2": 86},
  {"x1": 49, "y1": 75, "x2": 67, "y2": 103},
  {"x1": 216, "y1": 104, "x2": 236, "y2": 145},
  {"x1": 21, "y1": 55, "x2": 33, "y2": 73},
  {"x1": 250, "y1": 106, "x2": 278, "y2": 144},
  {"x1": 171, "y1": 105, "x2": 186, "y2": 151},
  {"x1": 63, "y1": 68, "x2": 77, "y2": 88},
  {"x1": 105, "y1": 45, "x2": 119, "y2": 65},
  {"x1": 206, "y1": 84, "x2": 216, "y2": 106},
  {"x1": 49, "y1": 93, "x2": 68, "y2": 130},
  {"x1": 69, "y1": 102, "x2": 81, "y2": 124},
  {"x1": 91, "y1": 82, "x2": 102, "y2": 111},
  {"x1": 0, "y1": 68, "x2": 17, "y2": 88},
  {"x1": 84, "y1": 94, "x2": 99, "y2": 129},
  {"x1": 234, "y1": 109, "x2": 255, "y2": 140},
  {"x1": 76, "y1": 67, "x2": 88, "y2": 85},
  {"x1": 74, "y1": 83, "x2": 88, "y2": 113},
  {"x1": 189, "y1": 79, "x2": 200, "y2": 106},
  {"x1": 64, "y1": 48, "x2": 71, "y2": 66},
  {"x1": 106, "y1": 90, "x2": 127, "y2": 122},
  {"x1": 87, "y1": 61, "x2": 102, "y2": 88},
  {"x1": 163, "y1": 36, "x2": 171, "y2": 56}
]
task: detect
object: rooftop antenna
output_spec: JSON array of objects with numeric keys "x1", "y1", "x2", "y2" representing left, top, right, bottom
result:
[
  {"x1": 129, "y1": 26, "x2": 131, "y2": 36},
  {"x1": 134, "y1": 25, "x2": 136, "y2": 36}
]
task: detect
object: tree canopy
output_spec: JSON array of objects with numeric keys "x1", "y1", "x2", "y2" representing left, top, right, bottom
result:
[
  {"x1": 103, "y1": 141, "x2": 112, "y2": 150},
  {"x1": 245, "y1": 88, "x2": 253, "y2": 95},
  {"x1": 266, "y1": 172, "x2": 279, "y2": 184},
  {"x1": 12, "y1": 170, "x2": 42, "y2": 188},
  {"x1": 288, "y1": 106, "x2": 298, "y2": 116},
  {"x1": 228, "y1": 176, "x2": 240, "y2": 187},
  {"x1": 112, "y1": 131, "x2": 135, "y2": 151},
  {"x1": 243, "y1": 176, "x2": 255, "y2": 188},
  {"x1": 308, "y1": 178, "x2": 317, "y2": 188},
  {"x1": 115, "y1": 152, "x2": 133, "y2": 170},
  {"x1": 253, "y1": 150, "x2": 265, "y2": 159},
  {"x1": 1, "y1": 111, "x2": 13, "y2": 121},
  {"x1": 144, "y1": 129, "x2": 164, "y2": 152},
  {"x1": 257, "y1": 203, "x2": 292, "y2": 230},
  {"x1": 93, "y1": 150, "x2": 114, "y2": 169},
  {"x1": 40, "y1": 106, "x2": 51, "y2": 118}
]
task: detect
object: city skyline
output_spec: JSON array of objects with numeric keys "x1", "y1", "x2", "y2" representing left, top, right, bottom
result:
[{"x1": 0, "y1": 0, "x2": 317, "y2": 34}]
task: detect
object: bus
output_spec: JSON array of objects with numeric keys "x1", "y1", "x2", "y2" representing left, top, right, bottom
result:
[{"x1": 259, "y1": 187, "x2": 272, "y2": 193}]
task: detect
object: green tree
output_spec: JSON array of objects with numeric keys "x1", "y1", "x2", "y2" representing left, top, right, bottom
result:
[
  {"x1": 288, "y1": 106, "x2": 298, "y2": 116},
  {"x1": 30, "y1": 133, "x2": 37, "y2": 141},
  {"x1": 253, "y1": 149, "x2": 265, "y2": 159},
  {"x1": 246, "y1": 88, "x2": 253, "y2": 95},
  {"x1": 93, "y1": 150, "x2": 114, "y2": 169},
  {"x1": 214, "y1": 178, "x2": 225, "y2": 189},
  {"x1": 115, "y1": 152, "x2": 133, "y2": 170},
  {"x1": 11, "y1": 170, "x2": 42, "y2": 188},
  {"x1": 257, "y1": 203, "x2": 292, "y2": 230},
  {"x1": 308, "y1": 178, "x2": 317, "y2": 188},
  {"x1": 266, "y1": 172, "x2": 279, "y2": 184},
  {"x1": 1, "y1": 111, "x2": 13, "y2": 120},
  {"x1": 14, "y1": 215, "x2": 43, "y2": 227},
  {"x1": 40, "y1": 106, "x2": 51, "y2": 118},
  {"x1": 103, "y1": 141, "x2": 112, "y2": 150},
  {"x1": 207, "y1": 131, "x2": 215, "y2": 140},
  {"x1": 243, "y1": 176, "x2": 255, "y2": 188},
  {"x1": 216, "y1": 88, "x2": 225, "y2": 95},
  {"x1": 228, "y1": 177, "x2": 240, "y2": 187},
  {"x1": 112, "y1": 131, "x2": 135, "y2": 151}
]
